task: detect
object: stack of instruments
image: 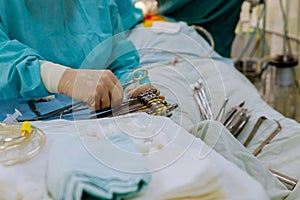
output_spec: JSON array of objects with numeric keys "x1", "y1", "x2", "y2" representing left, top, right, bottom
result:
[{"x1": 94, "y1": 88, "x2": 178, "y2": 118}]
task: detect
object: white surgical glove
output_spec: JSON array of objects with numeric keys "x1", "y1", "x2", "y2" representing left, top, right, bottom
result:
[{"x1": 40, "y1": 61, "x2": 123, "y2": 110}]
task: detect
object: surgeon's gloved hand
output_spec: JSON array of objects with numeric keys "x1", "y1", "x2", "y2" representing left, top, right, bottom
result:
[{"x1": 58, "y1": 68, "x2": 124, "y2": 110}]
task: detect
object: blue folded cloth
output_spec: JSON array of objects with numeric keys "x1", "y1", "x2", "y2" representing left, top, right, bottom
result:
[{"x1": 46, "y1": 133, "x2": 150, "y2": 200}]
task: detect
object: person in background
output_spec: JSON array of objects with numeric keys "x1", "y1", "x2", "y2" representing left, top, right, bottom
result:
[
  {"x1": 146, "y1": 0, "x2": 245, "y2": 57},
  {"x1": 0, "y1": 0, "x2": 153, "y2": 114}
]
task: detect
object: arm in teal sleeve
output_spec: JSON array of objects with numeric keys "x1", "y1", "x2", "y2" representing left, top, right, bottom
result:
[
  {"x1": 0, "y1": 21, "x2": 50, "y2": 100},
  {"x1": 113, "y1": 0, "x2": 143, "y2": 30},
  {"x1": 107, "y1": 0, "x2": 150, "y2": 85}
]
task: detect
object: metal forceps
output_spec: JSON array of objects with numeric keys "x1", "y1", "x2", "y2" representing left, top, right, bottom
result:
[
  {"x1": 19, "y1": 101, "x2": 86, "y2": 121},
  {"x1": 191, "y1": 80, "x2": 213, "y2": 120},
  {"x1": 122, "y1": 68, "x2": 148, "y2": 87}
]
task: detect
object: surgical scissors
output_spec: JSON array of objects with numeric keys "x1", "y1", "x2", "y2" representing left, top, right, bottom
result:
[{"x1": 122, "y1": 68, "x2": 148, "y2": 87}]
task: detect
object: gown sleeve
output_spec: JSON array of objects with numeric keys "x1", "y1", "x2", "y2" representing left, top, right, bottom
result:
[
  {"x1": 0, "y1": 20, "x2": 50, "y2": 100},
  {"x1": 106, "y1": 0, "x2": 150, "y2": 86}
]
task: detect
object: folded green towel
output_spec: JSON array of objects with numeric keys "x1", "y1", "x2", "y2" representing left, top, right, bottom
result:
[{"x1": 46, "y1": 133, "x2": 150, "y2": 200}]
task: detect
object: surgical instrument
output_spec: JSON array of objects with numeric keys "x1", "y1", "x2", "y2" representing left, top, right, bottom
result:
[
  {"x1": 27, "y1": 100, "x2": 42, "y2": 117},
  {"x1": 215, "y1": 98, "x2": 229, "y2": 122},
  {"x1": 122, "y1": 67, "x2": 149, "y2": 87},
  {"x1": 245, "y1": 118, "x2": 297, "y2": 190},
  {"x1": 270, "y1": 169, "x2": 298, "y2": 191},
  {"x1": 191, "y1": 80, "x2": 213, "y2": 120},
  {"x1": 252, "y1": 119, "x2": 282, "y2": 156},
  {"x1": 222, "y1": 101, "x2": 250, "y2": 137},
  {"x1": 93, "y1": 88, "x2": 178, "y2": 118},
  {"x1": 243, "y1": 116, "x2": 267, "y2": 147},
  {"x1": 19, "y1": 101, "x2": 86, "y2": 121}
]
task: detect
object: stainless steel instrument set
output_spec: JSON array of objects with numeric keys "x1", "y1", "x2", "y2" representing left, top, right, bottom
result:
[
  {"x1": 92, "y1": 88, "x2": 178, "y2": 118},
  {"x1": 191, "y1": 79, "x2": 250, "y2": 136},
  {"x1": 191, "y1": 79, "x2": 297, "y2": 190}
]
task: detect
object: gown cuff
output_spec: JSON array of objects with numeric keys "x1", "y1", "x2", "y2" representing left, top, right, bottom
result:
[{"x1": 40, "y1": 61, "x2": 68, "y2": 94}]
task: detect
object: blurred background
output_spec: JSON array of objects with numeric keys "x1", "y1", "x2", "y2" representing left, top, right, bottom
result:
[{"x1": 231, "y1": 0, "x2": 300, "y2": 121}]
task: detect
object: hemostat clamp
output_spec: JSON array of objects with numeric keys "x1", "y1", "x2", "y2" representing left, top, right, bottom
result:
[{"x1": 94, "y1": 88, "x2": 178, "y2": 118}]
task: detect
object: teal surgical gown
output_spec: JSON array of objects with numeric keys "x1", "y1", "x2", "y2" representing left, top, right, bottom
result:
[
  {"x1": 113, "y1": 0, "x2": 143, "y2": 30},
  {"x1": 0, "y1": 0, "x2": 142, "y2": 100}
]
